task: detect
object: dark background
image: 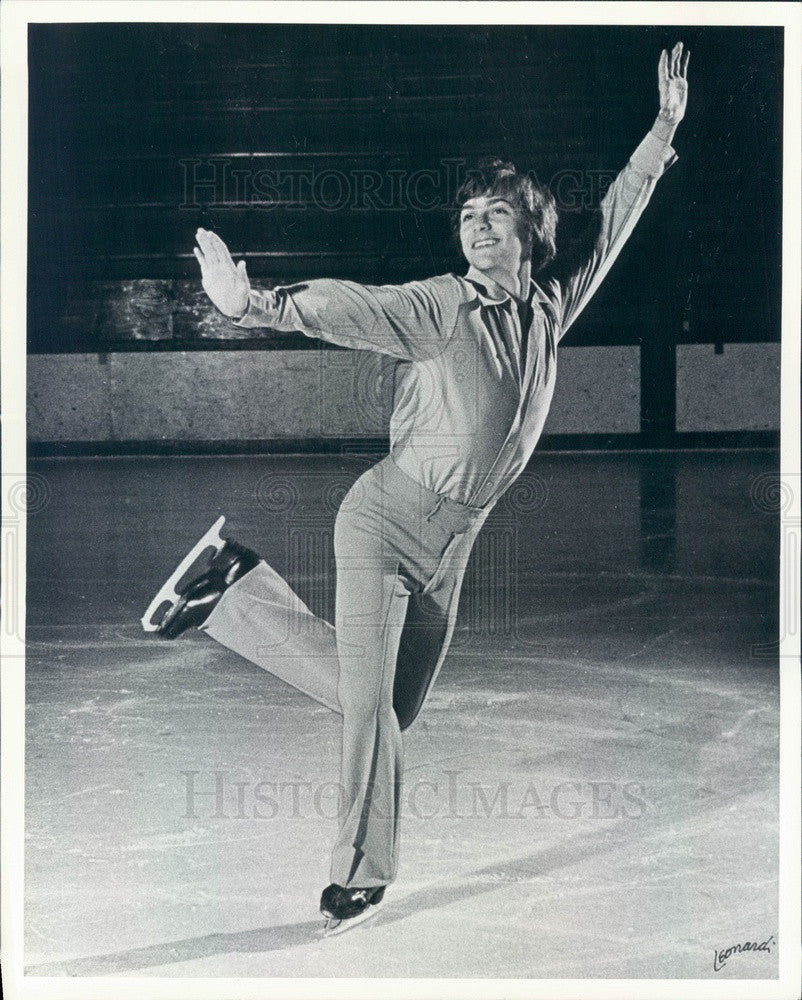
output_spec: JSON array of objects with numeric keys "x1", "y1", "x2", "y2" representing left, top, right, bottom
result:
[{"x1": 28, "y1": 23, "x2": 782, "y2": 354}]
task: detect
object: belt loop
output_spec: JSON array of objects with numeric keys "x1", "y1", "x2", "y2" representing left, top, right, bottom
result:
[{"x1": 425, "y1": 495, "x2": 446, "y2": 522}]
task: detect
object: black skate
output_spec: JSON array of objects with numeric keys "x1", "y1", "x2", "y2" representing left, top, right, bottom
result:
[
  {"x1": 141, "y1": 517, "x2": 260, "y2": 637},
  {"x1": 320, "y1": 883, "x2": 386, "y2": 936}
]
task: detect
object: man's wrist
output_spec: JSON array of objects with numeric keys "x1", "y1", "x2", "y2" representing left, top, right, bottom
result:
[
  {"x1": 651, "y1": 110, "x2": 678, "y2": 145},
  {"x1": 228, "y1": 294, "x2": 251, "y2": 323}
]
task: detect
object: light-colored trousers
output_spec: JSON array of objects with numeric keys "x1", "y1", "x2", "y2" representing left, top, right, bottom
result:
[{"x1": 201, "y1": 455, "x2": 490, "y2": 887}]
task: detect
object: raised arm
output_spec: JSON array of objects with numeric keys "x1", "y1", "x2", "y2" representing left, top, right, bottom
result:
[
  {"x1": 193, "y1": 229, "x2": 457, "y2": 362},
  {"x1": 652, "y1": 42, "x2": 690, "y2": 145},
  {"x1": 543, "y1": 42, "x2": 690, "y2": 338}
]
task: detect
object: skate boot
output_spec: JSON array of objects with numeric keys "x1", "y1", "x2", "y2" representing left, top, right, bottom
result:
[
  {"x1": 141, "y1": 517, "x2": 260, "y2": 637},
  {"x1": 320, "y1": 883, "x2": 386, "y2": 936},
  {"x1": 156, "y1": 539, "x2": 260, "y2": 638}
]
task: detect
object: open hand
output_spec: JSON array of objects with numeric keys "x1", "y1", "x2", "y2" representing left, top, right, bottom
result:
[
  {"x1": 193, "y1": 228, "x2": 250, "y2": 318},
  {"x1": 658, "y1": 42, "x2": 690, "y2": 125}
]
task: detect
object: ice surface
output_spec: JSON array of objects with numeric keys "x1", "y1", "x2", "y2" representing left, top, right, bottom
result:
[{"x1": 24, "y1": 452, "x2": 780, "y2": 979}]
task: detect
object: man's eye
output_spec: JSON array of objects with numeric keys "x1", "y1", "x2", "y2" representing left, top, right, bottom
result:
[
  {"x1": 493, "y1": 207, "x2": 508, "y2": 214},
  {"x1": 461, "y1": 214, "x2": 473, "y2": 223}
]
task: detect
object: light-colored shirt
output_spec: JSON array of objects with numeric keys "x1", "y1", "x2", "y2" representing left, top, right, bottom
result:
[{"x1": 235, "y1": 130, "x2": 677, "y2": 507}]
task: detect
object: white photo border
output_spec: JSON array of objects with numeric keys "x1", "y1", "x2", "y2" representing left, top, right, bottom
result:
[{"x1": 2, "y1": 3, "x2": 799, "y2": 999}]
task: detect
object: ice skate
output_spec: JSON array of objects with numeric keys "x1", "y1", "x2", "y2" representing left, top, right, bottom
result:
[
  {"x1": 320, "y1": 884, "x2": 385, "y2": 936},
  {"x1": 141, "y1": 517, "x2": 228, "y2": 632},
  {"x1": 154, "y1": 539, "x2": 261, "y2": 639},
  {"x1": 142, "y1": 517, "x2": 261, "y2": 637}
]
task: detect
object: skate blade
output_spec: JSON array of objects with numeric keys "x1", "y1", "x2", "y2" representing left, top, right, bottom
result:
[
  {"x1": 321, "y1": 900, "x2": 383, "y2": 937},
  {"x1": 141, "y1": 516, "x2": 226, "y2": 632}
]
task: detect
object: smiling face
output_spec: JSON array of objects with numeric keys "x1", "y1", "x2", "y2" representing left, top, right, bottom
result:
[{"x1": 458, "y1": 195, "x2": 529, "y2": 278}]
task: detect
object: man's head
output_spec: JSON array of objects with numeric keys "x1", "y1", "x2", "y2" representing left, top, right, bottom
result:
[{"x1": 452, "y1": 157, "x2": 557, "y2": 277}]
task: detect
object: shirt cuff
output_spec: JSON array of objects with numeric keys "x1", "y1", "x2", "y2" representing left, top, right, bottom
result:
[
  {"x1": 231, "y1": 291, "x2": 268, "y2": 328},
  {"x1": 629, "y1": 130, "x2": 678, "y2": 177}
]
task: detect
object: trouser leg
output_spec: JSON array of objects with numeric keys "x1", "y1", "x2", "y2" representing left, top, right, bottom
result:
[
  {"x1": 201, "y1": 517, "x2": 472, "y2": 888},
  {"x1": 201, "y1": 521, "x2": 414, "y2": 887},
  {"x1": 330, "y1": 469, "x2": 486, "y2": 887},
  {"x1": 393, "y1": 560, "x2": 471, "y2": 732},
  {"x1": 200, "y1": 456, "x2": 488, "y2": 890},
  {"x1": 200, "y1": 558, "x2": 341, "y2": 713},
  {"x1": 328, "y1": 504, "x2": 411, "y2": 888}
]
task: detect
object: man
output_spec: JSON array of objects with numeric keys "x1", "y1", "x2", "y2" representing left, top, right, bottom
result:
[{"x1": 143, "y1": 43, "x2": 689, "y2": 932}]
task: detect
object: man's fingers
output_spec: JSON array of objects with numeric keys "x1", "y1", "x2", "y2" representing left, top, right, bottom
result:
[
  {"x1": 671, "y1": 41, "x2": 683, "y2": 77},
  {"x1": 205, "y1": 230, "x2": 236, "y2": 268},
  {"x1": 196, "y1": 227, "x2": 233, "y2": 267},
  {"x1": 659, "y1": 48, "x2": 668, "y2": 80},
  {"x1": 192, "y1": 246, "x2": 204, "y2": 268},
  {"x1": 196, "y1": 228, "x2": 220, "y2": 265},
  {"x1": 681, "y1": 48, "x2": 690, "y2": 78}
]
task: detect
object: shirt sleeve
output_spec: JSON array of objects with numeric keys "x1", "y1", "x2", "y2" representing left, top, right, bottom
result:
[
  {"x1": 541, "y1": 131, "x2": 678, "y2": 339},
  {"x1": 231, "y1": 274, "x2": 459, "y2": 361}
]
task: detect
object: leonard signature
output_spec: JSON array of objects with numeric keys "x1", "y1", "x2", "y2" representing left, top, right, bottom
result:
[{"x1": 713, "y1": 935, "x2": 775, "y2": 972}]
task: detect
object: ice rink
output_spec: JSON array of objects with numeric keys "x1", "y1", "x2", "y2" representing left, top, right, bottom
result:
[{"x1": 23, "y1": 450, "x2": 779, "y2": 979}]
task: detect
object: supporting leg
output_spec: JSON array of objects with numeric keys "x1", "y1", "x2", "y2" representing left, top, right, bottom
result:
[
  {"x1": 392, "y1": 569, "x2": 468, "y2": 732},
  {"x1": 329, "y1": 478, "x2": 484, "y2": 889},
  {"x1": 329, "y1": 508, "x2": 411, "y2": 889}
]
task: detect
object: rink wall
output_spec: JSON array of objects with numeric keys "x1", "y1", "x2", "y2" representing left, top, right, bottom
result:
[
  {"x1": 26, "y1": 342, "x2": 779, "y2": 451},
  {"x1": 26, "y1": 25, "x2": 782, "y2": 454}
]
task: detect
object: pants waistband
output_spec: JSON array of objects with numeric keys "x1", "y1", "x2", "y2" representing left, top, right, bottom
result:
[{"x1": 382, "y1": 456, "x2": 489, "y2": 521}]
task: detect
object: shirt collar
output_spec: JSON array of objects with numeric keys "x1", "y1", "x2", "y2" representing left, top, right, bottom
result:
[{"x1": 463, "y1": 265, "x2": 549, "y2": 309}]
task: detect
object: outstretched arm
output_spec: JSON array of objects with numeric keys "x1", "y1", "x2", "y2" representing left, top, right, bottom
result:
[
  {"x1": 544, "y1": 42, "x2": 690, "y2": 338},
  {"x1": 192, "y1": 228, "x2": 457, "y2": 361}
]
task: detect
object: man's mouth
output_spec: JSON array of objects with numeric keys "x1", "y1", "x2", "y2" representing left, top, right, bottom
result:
[{"x1": 472, "y1": 238, "x2": 499, "y2": 249}]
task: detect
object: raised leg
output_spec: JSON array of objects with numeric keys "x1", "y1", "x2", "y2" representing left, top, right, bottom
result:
[{"x1": 200, "y1": 558, "x2": 342, "y2": 713}]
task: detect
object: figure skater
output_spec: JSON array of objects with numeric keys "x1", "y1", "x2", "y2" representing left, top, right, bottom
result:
[{"x1": 143, "y1": 43, "x2": 689, "y2": 933}]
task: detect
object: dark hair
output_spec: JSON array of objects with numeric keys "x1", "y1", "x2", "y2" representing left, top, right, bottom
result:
[{"x1": 451, "y1": 156, "x2": 558, "y2": 274}]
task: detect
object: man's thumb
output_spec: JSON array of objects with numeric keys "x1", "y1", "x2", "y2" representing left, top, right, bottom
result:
[{"x1": 237, "y1": 260, "x2": 247, "y2": 277}]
